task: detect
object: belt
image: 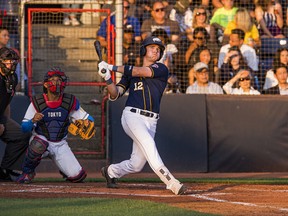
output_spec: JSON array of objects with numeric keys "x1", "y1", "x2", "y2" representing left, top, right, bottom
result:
[{"x1": 130, "y1": 108, "x2": 159, "y2": 119}]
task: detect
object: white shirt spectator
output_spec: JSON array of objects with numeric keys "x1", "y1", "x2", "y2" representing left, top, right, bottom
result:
[
  {"x1": 186, "y1": 81, "x2": 223, "y2": 94},
  {"x1": 223, "y1": 82, "x2": 260, "y2": 95},
  {"x1": 218, "y1": 44, "x2": 259, "y2": 71}
]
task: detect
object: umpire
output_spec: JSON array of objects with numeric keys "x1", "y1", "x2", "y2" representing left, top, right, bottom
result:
[{"x1": 0, "y1": 47, "x2": 30, "y2": 181}]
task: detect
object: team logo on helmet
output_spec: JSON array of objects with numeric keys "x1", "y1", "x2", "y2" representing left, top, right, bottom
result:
[{"x1": 152, "y1": 38, "x2": 162, "y2": 43}]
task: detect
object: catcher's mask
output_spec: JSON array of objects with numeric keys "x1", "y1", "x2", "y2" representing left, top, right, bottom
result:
[
  {"x1": 140, "y1": 36, "x2": 165, "y2": 61},
  {"x1": 43, "y1": 67, "x2": 68, "y2": 94},
  {"x1": 0, "y1": 47, "x2": 19, "y2": 76}
]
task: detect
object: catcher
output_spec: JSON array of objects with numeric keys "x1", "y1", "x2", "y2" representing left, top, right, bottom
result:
[{"x1": 16, "y1": 67, "x2": 95, "y2": 183}]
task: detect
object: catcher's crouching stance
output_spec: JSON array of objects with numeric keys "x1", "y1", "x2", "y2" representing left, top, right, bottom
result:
[{"x1": 16, "y1": 67, "x2": 95, "y2": 184}]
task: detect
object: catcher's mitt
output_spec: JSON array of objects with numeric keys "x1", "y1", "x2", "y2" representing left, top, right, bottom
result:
[{"x1": 68, "y1": 119, "x2": 96, "y2": 140}]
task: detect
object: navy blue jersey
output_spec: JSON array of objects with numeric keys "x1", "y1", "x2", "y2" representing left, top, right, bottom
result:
[{"x1": 117, "y1": 63, "x2": 168, "y2": 113}]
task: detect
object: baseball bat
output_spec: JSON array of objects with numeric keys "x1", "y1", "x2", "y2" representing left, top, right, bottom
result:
[{"x1": 94, "y1": 40, "x2": 106, "y2": 74}]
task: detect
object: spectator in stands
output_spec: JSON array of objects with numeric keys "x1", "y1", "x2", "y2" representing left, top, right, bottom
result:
[
  {"x1": 283, "y1": 5, "x2": 288, "y2": 37},
  {"x1": 185, "y1": 27, "x2": 210, "y2": 64},
  {"x1": 220, "y1": 46, "x2": 254, "y2": 86},
  {"x1": 100, "y1": 0, "x2": 116, "y2": 23},
  {"x1": 212, "y1": 0, "x2": 224, "y2": 10},
  {"x1": 169, "y1": 0, "x2": 193, "y2": 35},
  {"x1": 263, "y1": 47, "x2": 288, "y2": 90},
  {"x1": 223, "y1": 8, "x2": 261, "y2": 49},
  {"x1": 223, "y1": 69, "x2": 261, "y2": 95},
  {"x1": 262, "y1": 63, "x2": 288, "y2": 95},
  {"x1": 210, "y1": 0, "x2": 238, "y2": 45},
  {"x1": 186, "y1": 5, "x2": 211, "y2": 42},
  {"x1": 123, "y1": 24, "x2": 141, "y2": 67},
  {"x1": 186, "y1": 62, "x2": 223, "y2": 94},
  {"x1": 165, "y1": 74, "x2": 181, "y2": 94},
  {"x1": 152, "y1": 28, "x2": 178, "y2": 73},
  {"x1": 218, "y1": 28, "x2": 259, "y2": 72},
  {"x1": 133, "y1": 0, "x2": 152, "y2": 25},
  {"x1": 255, "y1": 0, "x2": 285, "y2": 38},
  {"x1": 141, "y1": 1, "x2": 181, "y2": 43},
  {"x1": 188, "y1": 46, "x2": 219, "y2": 85},
  {"x1": 62, "y1": 4, "x2": 81, "y2": 26},
  {"x1": 97, "y1": 0, "x2": 141, "y2": 48}
]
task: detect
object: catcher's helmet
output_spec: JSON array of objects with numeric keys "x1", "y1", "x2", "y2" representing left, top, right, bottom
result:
[
  {"x1": 43, "y1": 67, "x2": 68, "y2": 94},
  {"x1": 0, "y1": 47, "x2": 19, "y2": 76},
  {"x1": 140, "y1": 36, "x2": 165, "y2": 61}
]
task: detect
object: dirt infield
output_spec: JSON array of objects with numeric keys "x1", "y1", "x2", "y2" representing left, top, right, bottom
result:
[{"x1": 1, "y1": 175, "x2": 288, "y2": 216}]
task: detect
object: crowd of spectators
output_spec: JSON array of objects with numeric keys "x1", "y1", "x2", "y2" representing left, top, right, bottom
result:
[{"x1": 97, "y1": 0, "x2": 288, "y2": 95}]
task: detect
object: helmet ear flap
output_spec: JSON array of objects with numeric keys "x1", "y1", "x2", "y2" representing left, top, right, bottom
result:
[{"x1": 140, "y1": 45, "x2": 146, "y2": 57}]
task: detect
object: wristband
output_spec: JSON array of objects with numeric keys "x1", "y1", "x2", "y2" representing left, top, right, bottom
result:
[
  {"x1": 124, "y1": 65, "x2": 134, "y2": 76},
  {"x1": 106, "y1": 78, "x2": 113, "y2": 85},
  {"x1": 112, "y1": 65, "x2": 118, "y2": 72}
]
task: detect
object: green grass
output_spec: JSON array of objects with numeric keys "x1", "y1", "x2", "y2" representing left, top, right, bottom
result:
[{"x1": 0, "y1": 198, "x2": 218, "y2": 216}]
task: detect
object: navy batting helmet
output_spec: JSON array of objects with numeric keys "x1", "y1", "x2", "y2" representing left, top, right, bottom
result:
[{"x1": 140, "y1": 36, "x2": 165, "y2": 61}]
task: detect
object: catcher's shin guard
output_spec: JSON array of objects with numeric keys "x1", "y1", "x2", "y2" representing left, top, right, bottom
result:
[
  {"x1": 22, "y1": 137, "x2": 49, "y2": 174},
  {"x1": 156, "y1": 166, "x2": 186, "y2": 195}
]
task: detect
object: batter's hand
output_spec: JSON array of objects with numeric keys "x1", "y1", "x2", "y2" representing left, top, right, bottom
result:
[
  {"x1": 0, "y1": 124, "x2": 5, "y2": 136},
  {"x1": 98, "y1": 61, "x2": 113, "y2": 71},
  {"x1": 98, "y1": 67, "x2": 111, "y2": 81},
  {"x1": 32, "y1": 113, "x2": 44, "y2": 123}
]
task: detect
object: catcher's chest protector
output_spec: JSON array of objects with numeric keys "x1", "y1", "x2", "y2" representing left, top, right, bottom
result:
[{"x1": 31, "y1": 93, "x2": 76, "y2": 141}]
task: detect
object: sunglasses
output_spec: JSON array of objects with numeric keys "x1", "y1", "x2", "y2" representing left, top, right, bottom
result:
[
  {"x1": 239, "y1": 77, "x2": 251, "y2": 81},
  {"x1": 194, "y1": 37, "x2": 204, "y2": 40},
  {"x1": 196, "y1": 12, "x2": 206, "y2": 16},
  {"x1": 154, "y1": 8, "x2": 165, "y2": 12},
  {"x1": 124, "y1": 6, "x2": 130, "y2": 9}
]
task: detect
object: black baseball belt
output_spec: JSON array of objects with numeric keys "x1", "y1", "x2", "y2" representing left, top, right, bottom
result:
[{"x1": 130, "y1": 108, "x2": 159, "y2": 119}]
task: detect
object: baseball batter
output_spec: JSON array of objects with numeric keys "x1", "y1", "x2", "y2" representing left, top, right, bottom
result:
[
  {"x1": 17, "y1": 67, "x2": 94, "y2": 183},
  {"x1": 98, "y1": 36, "x2": 186, "y2": 195}
]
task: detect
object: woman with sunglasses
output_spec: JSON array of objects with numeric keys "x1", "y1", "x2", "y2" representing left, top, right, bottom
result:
[
  {"x1": 223, "y1": 69, "x2": 260, "y2": 95},
  {"x1": 220, "y1": 46, "x2": 254, "y2": 86},
  {"x1": 186, "y1": 5, "x2": 210, "y2": 42},
  {"x1": 185, "y1": 27, "x2": 209, "y2": 64}
]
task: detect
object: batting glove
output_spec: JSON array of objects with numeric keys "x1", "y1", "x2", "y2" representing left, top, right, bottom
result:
[
  {"x1": 98, "y1": 67, "x2": 111, "y2": 81},
  {"x1": 98, "y1": 61, "x2": 113, "y2": 71}
]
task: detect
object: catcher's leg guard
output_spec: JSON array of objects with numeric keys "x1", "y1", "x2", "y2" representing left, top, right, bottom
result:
[
  {"x1": 22, "y1": 137, "x2": 49, "y2": 174},
  {"x1": 66, "y1": 168, "x2": 87, "y2": 183},
  {"x1": 155, "y1": 166, "x2": 186, "y2": 195}
]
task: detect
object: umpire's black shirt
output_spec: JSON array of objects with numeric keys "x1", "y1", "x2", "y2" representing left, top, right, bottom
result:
[{"x1": 0, "y1": 73, "x2": 18, "y2": 122}]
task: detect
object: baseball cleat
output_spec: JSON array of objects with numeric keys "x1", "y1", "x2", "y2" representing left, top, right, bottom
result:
[
  {"x1": 16, "y1": 172, "x2": 36, "y2": 184},
  {"x1": 101, "y1": 166, "x2": 118, "y2": 188},
  {"x1": 177, "y1": 184, "x2": 188, "y2": 195}
]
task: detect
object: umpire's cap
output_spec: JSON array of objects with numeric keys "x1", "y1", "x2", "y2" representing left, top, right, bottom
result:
[{"x1": 140, "y1": 36, "x2": 165, "y2": 61}]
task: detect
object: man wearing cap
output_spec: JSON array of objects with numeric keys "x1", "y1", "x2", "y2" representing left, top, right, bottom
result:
[{"x1": 186, "y1": 62, "x2": 223, "y2": 94}]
